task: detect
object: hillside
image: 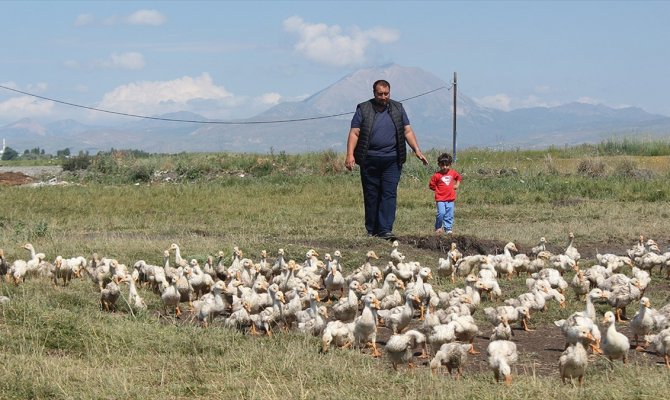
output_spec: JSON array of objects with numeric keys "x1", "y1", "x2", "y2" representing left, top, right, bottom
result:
[{"x1": 2, "y1": 64, "x2": 670, "y2": 154}]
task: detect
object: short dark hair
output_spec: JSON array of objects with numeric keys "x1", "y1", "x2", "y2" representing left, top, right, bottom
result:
[
  {"x1": 373, "y1": 80, "x2": 390, "y2": 92},
  {"x1": 438, "y1": 153, "x2": 453, "y2": 166}
]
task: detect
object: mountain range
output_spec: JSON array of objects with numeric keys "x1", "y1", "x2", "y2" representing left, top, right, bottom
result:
[{"x1": 2, "y1": 64, "x2": 670, "y2": 154}]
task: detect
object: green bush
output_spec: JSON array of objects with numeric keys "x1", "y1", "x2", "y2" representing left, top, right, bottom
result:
[
  {"x1": 61, "y1": 154, "x2": 92, "y2": 171},
  {"x1": 128, "y1": 164, "x2": 155, "y2": 182}
]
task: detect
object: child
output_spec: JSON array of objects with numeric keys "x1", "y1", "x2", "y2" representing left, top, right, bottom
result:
[{"x1": 429, "y1": 153, "x2": 462, "y2": 234}]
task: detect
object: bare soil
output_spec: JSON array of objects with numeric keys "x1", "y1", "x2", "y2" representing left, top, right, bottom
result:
[
  {"x1": 0, "y1": 166, "x2": 62, "y2": 186},
  {"x1": 0, "y1": 172, "x2": 34, "y2": 186}
]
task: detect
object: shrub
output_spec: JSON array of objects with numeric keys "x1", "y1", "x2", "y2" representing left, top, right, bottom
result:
[
  {"x1": 128, "y1": 164, "x2": 154, "y2": 182},
  {"x1": 61, "y1": 154, "x2": 92, "y2": 171},
  {"x1": 613, "y1": 158, "x2": 655, "y2": 179},
  {"x1": 319, "y1": 149, "x2": 345, "y2": 174},
  {"x1": 576, "y1": 158, "x2": 606, "y2": 177}
]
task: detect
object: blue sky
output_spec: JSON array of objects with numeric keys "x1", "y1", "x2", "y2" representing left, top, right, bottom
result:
[{"x1": 1, "y1": 0, "x2": 668, "y2": 125}]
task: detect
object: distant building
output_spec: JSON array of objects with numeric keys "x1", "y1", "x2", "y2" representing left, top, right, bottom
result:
[{"x1": 0, "y1": 138, "x2": 5, "y2": 158}]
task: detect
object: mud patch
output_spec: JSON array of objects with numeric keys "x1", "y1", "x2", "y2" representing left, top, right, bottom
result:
[{"x1": 0, "y1": 172, "x2": 34, "y2": 186}]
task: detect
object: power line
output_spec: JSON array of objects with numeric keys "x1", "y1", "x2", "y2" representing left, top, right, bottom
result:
[{"x1": 0, "y1": 84, "x2": 449, "y2": 125}]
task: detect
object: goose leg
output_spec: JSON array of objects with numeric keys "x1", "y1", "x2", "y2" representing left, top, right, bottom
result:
[
  {"x1": 369, "y1": 342, "x2": 381, "y2": 357},
  {"x1": 467, "y1": 341, "x2": 480, "y2": 355},
  {"x1": 504, "y1": 374, "x2": 513, "y2": 386}
]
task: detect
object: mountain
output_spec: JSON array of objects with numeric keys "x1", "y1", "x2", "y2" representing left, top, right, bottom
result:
[{"x1": 2, "y1": 64, "x2": 670, "y2": 154}]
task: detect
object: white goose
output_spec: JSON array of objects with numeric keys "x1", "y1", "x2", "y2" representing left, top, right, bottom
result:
[
  {"x1": 379, "y1": 278, "x2": 405, "y2": 311},
  {"x1": 645, "y1": 327, "x2": 670, "y2": 369},
  {"x1": 429, "y1": 342, "x2": 472, "y2": 379},
  {"x1": 405, "y1": 266, "x2": 434, "y2": 320},
  {"x1": 530, "y1": 236, "x2": 547, "y2": 257},
  {"x1": 570, "y1": 264, "x2": 590, "y2": 300},
  {"x1": 487, "y1": 340, "x2": 518, "y2": 385},
  {"x1": 371, "y1": 272, "x2": 399, "y2": 303},
  {"x1": 160, "y1": 274, "x2": 182, "y2": 317},
  {"x1": 194, "y1": 280, "x2": 227, "y2": 328},
  {"x1": 323, "y1": 253, "x2": 346, "y2": 302},
  {"x1": 378, "y1": 294, "x2": 418, "y2": 335},
  {"x1": 558, "y1": 326, "x2": 594, "y2": 385},
  {"x1": 489, "y1": 242, "x2": 517, "y2": 280},
  {"x1": 436, "y1": 243, "x2": 462, "y2": 283},
  {"x1": 630, "y1": 296, "x2": 667, "y2": 350},
  {"x1": 297, "y1": 305, "x2": 329, "y2": 336},
  {"x1": 100, "y1": 281, "x2": 121, "y2": 312},
  {"x1": 253, "y1": 289, "x2": 286, "y2": 337},
  {"x1": 52, "y1": 255, "x2": 73, "y2": 286},
  {"x1": 347, "y1": 250, "x2": 380, "y2": 284},
  {"x1": 601, "y1": 310, "x2": 629, "y2": 364},
  {"x1": 607, "y1": 277, "x2": 642, "y2": 321},
  {"x1": 389, "y1": 240, "x2": 404, "y2": 265},
  {"x1": 271, "y1": 248, "x2": 287, "y2": 276},
  {"x1": 321, "y1": 320, "x2": 355, "y2": 353},
  {"x1": 168, "y1": 243, "x2": 189, "y2": 268},
  {"x1": 353, "y1": 294, "x2": 381, "y2": 357},
  {"x1": 332, "y1": 280, "x2": 362, "y2": 322},
  {"x1": 484, "y1": 304, "x2": 531, "y2": 332},
  {"x1": 564, "y1": 231, "x2": 581, "y2": 262},
  {"x1": 385, "y1": 329, "x2": 426, "y2": 371},
  {"x1": 452, "y1": 313, "x2": 481, "y2": 354},
  {"x1": 490, "y1": 315, "x2": 513, "y2": 341},
  {"x1": 125, "y1": 269, "x2": 147, "y2": 310},
  {"x1": 554, "y1": 288, "x2": 606, "y2": 354}
]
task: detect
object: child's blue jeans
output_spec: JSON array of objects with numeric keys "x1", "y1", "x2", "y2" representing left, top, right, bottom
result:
[{"x1": 435, "y1": 201, "x2": 455, "y2": 231}]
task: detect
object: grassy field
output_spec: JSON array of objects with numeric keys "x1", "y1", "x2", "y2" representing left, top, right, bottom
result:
[{"x1": 1, "y1": 141, "x2": 670, "y2": 399}]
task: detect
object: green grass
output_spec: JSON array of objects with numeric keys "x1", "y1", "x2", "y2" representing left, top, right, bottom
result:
[{"x1": 1, "y1": 142, "x2": 670, "y2": 399}]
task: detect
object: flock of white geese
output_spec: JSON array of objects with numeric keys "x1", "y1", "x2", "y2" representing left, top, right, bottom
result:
[{"x1": 1, "y1": 233, "x2": 670, "y2": 385}]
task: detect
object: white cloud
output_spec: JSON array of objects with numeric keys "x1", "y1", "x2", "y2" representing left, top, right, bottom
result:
[
  {"x1": 283, "y1": 16, "x2": 399, "y2": 67},
  {"x1": 474, "y1": 94, "x2": 512, "y2": 111},
  {"x1": 576, "y1": 96, "x2": 599, "y2": 105},
  {"x1": 83, "y1": 10, "x2": 166, "y2": 27},
  {"x1": 518, "y1": 95, "x2": 550, "y2": 108},
  {"x1": 0, "y1": 96, "x2": 54, "y2": 118},
  {"x1": 256, "y1": 92, "x2": 282, "y2": 106},
  {"x1": 124, "y1": 9, "x2": 166, "y2": 26},
  {"x1": 74, "y1": 13, "x2": 95, "y2": 27},
  {"x1": 96, "y1": 52, "x2": 146, "y2": 70},
  {"x1": 474, "y1": 93, "x2": 553, "y2": 111},
  {"x1": 97, "y1": 73, "x2": 234, "y2": 117}
]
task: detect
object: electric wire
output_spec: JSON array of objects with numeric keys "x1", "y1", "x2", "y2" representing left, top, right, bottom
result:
[{"x1": 0, "y1": 84, "x2": 450, "y2": 125}]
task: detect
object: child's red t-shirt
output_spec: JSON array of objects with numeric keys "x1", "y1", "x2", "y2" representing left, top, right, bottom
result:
[{"x1": 429, "y1": 169, "x2": 462, "y2": 201}]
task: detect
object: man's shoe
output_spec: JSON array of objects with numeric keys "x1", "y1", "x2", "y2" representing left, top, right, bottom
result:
[{"x1": 379, "y1": 232, "x2": 396, "y2": 240}]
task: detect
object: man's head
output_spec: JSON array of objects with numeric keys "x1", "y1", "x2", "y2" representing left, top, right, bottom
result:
[{"x1": 373, "y1": 80, "x2": 391, "y2": 106}]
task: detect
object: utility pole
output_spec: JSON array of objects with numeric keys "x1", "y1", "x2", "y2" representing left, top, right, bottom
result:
[{"x1": 452, "y1": 72, "x2": 457, "y2": 162}]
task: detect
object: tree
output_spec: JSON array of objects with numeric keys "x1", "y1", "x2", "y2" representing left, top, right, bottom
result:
[
  {"x1": 1, "y1": 146, "x2": 19, "y2": 160},
  {"x1": 56, "y1": 148, "x2": 71, "y2": 157}
]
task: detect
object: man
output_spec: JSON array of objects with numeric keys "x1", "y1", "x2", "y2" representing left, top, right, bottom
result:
[{"x1": 345, "y1": 79, "x2": 429, "y2": 239}]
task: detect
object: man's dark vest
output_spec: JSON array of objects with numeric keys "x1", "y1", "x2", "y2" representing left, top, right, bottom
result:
[{"x1": 353, "y1": 99, "x2": 407, "y2": 166}]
